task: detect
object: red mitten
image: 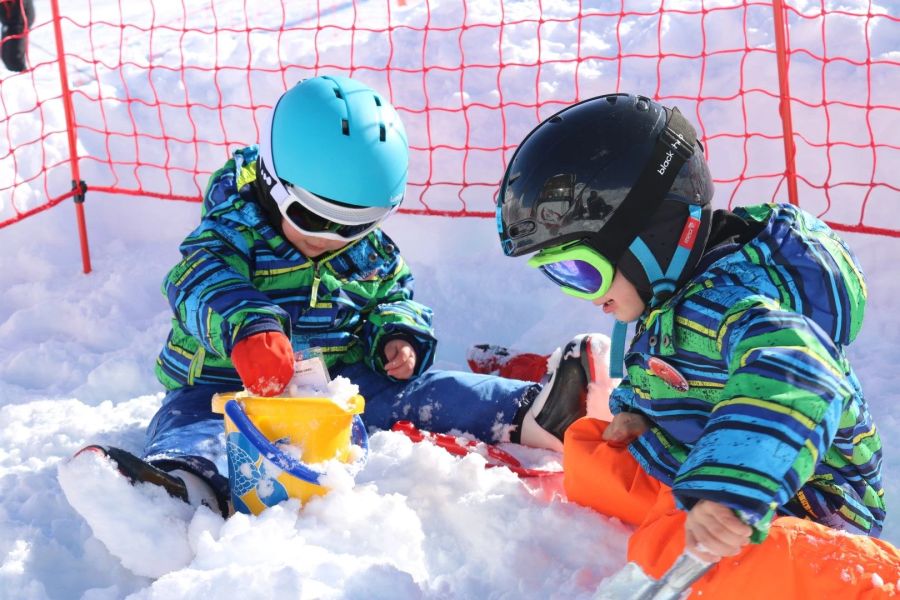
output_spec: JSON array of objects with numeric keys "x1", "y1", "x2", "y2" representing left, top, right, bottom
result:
[{"x1": 230, "y1": 331, "x2": 294, "y2": 396}]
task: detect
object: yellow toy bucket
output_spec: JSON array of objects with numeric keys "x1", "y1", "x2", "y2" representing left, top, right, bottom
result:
[{"x1": 211, "y1": 392, "x2": 367, "y2": 515}]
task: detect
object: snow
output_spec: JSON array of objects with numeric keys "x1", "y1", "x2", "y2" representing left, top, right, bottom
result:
[
  {"x1": 1, "y1": 0, "x2": 899, "y2": 598},
  {"x1": 58, "y1": 450, "x2": 198, "y2": 579}
]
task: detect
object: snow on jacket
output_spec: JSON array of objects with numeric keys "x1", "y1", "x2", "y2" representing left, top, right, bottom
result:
[
  {"x1": 155, "y1": 146, "x2": 437, "y2": 390},
  {"x1": 610, "y1": 203, "x2": 885, "y2": 537}
]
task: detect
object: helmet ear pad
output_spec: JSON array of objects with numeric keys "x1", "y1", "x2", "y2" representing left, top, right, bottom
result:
[{"x1": 615, "y1": 200, "x2": 713, "y2": 305}]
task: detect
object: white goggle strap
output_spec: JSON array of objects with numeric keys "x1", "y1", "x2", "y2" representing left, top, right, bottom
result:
[{"x1": 280, "y1": 184, "x2": 396, "y2": 242}]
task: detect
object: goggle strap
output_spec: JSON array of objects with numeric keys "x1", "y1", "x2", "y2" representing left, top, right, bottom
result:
[
  {"x1": 609, "y1": 320, "x2": 628, "y2": 379},
  {"x1": 257, "y1": 105, "x2": 293, "y2": 207},
  {"x1": 258, "y1": 153, "x2": 291, "y2": 205}
]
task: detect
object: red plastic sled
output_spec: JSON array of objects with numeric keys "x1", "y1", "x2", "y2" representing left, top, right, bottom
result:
[{"x1": 390, "y1": 420, "x2": 565, "y2": 500}]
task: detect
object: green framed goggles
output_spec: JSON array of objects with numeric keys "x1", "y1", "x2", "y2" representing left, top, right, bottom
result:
[{"x1": 527, "y1": 241, "x2": 616, "y2": 300}]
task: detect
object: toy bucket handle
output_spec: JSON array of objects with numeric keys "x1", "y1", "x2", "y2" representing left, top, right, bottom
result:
[
  {"x1": 350, "y1": 412, "x2": 370, "y2": 471},
  {"x1": 224, "y1": 399, "x2": 369, "y2": 486}
]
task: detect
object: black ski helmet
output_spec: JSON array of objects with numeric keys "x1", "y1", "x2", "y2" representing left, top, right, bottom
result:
[{"x1": 497, "y1": 93, "x2": 714, "y2": 306}]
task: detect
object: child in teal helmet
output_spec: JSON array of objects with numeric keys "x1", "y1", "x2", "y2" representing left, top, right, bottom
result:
[{"x1": 67, "y1": 76, "x2": 600, "y2": 533}]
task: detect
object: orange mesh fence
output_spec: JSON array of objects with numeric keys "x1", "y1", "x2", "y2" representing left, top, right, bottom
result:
[{"x1": 1, "y1": 0, "x2": 898, "y2": 265}]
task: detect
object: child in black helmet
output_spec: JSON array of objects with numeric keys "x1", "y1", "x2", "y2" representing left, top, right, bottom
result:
[{"x1": 497, "y1": 93, "x2": 897, "y2": 596}]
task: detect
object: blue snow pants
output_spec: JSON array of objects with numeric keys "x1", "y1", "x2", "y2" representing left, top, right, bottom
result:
[{"x1": 142, "y1": 362, "x2": 537, "y2": 492}]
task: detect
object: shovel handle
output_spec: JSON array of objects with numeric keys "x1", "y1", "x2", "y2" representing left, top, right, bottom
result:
[
  {"x1": 594, "y1": 551, "x2": 713, "y2": 600},
  {"x1": 647, "y1": 551, "x2": 713, "y2": 599}
]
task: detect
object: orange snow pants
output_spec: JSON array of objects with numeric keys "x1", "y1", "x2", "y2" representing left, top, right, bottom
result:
[{"x1": 563, "y1": 417, "x2": 900, "y2": 599}]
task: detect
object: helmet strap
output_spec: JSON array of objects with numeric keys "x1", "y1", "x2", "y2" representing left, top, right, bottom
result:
[
  {"x1": 607, "y1": 203, "x2": 703, "y2": 378},
  {"x1": 609, "y1": 320, "x2": 628, "y2": 378},
  {"x1": 627, "y1": 203, "x2": 703, "y2": 308}
]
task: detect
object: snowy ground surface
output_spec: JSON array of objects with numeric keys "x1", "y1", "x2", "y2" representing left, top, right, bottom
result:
[
  {"x1": 0, "y1": 196, "x2": 898, "y2": 599},
  {"x1": 0, "y1": 198, "x2": 633, "y2": 599}
]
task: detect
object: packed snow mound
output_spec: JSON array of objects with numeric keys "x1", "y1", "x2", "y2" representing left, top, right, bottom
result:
[
  {"x1": 57, "y1": 448, "x2": 217, "y2": 579},
  {"x1": 50, "y1": 420, "x2": 630, "y2": 597}
]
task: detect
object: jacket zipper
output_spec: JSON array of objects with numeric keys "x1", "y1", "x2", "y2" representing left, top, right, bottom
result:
[
  {"x1": 306, "y1": 242, "x2": 358, "y2": 308},
  {"x1": 187, "y1": 347, "x2": 206, "y2": 385},
  {"x1": 310, "y1": 263, "x2": 321, "y2": 307}
]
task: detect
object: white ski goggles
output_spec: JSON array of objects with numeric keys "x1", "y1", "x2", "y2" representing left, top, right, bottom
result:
[{"x1": 279, "y1": 179, "x2": 396, "y2": 242}]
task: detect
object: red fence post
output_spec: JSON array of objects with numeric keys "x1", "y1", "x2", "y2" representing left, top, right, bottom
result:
[
  {"x1": 49, "y1": 0, "x2": 92, "y2": 274},
  {"x1": 771, "y1": 0, "x2": 799, "y2": 207}
]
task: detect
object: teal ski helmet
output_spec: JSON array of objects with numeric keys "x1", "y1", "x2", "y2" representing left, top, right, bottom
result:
[{"x1": 257, "y1": 75, "x2": 409, "y2": 240}]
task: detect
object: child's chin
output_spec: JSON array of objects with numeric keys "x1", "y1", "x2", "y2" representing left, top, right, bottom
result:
[
  {"x1": 616, "y1": 309, "x2": 641, "y2": 323},
  {"x1": 299, "y1": 244, "x2": 327, "y2": 257}
]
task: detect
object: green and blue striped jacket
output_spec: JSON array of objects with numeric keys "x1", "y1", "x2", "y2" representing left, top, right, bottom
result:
[
  {"x1": 155, "y1": 146, "x2": 437, "y2": 390},
  {"x1": 611, "y1": 203, "x2": 885, "y2": 536}
]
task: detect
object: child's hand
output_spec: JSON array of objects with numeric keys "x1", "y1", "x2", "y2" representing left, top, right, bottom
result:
[
  {"x1": 384, "y1": 339, "x2": 417, "y2": 380},
  {"x1": 601, "y1": 412, "x2": 650, "y2": 447},
  {"x1": 685, "y1": 500, "x2": 753, "y2": 562}
]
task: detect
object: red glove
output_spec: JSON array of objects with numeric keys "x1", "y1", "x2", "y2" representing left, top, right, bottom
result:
[{"x1": 230, "y1": 331, "x2": 294, "y2": 396}]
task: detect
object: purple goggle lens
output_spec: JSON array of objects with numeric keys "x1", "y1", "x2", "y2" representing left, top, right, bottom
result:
[{"x1": 539, "y1": 260, "x2": 606, "y2": 294}]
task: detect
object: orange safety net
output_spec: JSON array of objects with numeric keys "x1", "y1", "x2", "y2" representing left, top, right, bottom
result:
[{"x1": 1, "y1": 1, "x2": 898, "y2": 242}]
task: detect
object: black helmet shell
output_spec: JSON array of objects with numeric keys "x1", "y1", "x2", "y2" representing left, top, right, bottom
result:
[
  {"x1": 498, "y1": 93, "x2": 711, "y2": 260},
  {"x1": 497, "y1": 92, "x2": 715, "y2": 306},
  {"x1": 499, "y1": 94, "x2": 668, "y2": 258}
]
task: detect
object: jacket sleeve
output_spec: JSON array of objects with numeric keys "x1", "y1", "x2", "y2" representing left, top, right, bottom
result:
[
  {"x1": 609, "y1": 377, "x2": 638, "y2": 415},
  {"x1": 164, "y1": 218, "x2": 290, "y2": 359},
  {"x1": 671, "y1": 296, "x2": 851, "y2": 532},
  {"x1": 359, "y1": 256, "x2": 437, "y2": 379}
]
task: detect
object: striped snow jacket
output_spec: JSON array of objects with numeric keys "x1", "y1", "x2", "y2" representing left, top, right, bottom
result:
[
  {"x1": 156, "y1": 146, "x2": 437, "y2": 390},
  {"x1": 610, "y1": 203, "x2": 885, "y2": 537}
]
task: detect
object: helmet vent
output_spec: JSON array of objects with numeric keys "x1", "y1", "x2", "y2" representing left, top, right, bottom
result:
[
  {"x1": 342, "y1": 119, "x2": 350, "y2": 136},
  {"x1": 508, "y1": 220, "x2": 536, "y2": 238},
  {"x1": 379, "y1": 123, "x2": 387, "y2": 141},
  {"x1": 373, "y1": 95, "x2": 382, "y2": 106},
  {"x1": 333, "y1": 87, "x2": 343, "y2": 99},
  {"x1": 549, "y1": 115, "x2": 562, "y2": 124}
]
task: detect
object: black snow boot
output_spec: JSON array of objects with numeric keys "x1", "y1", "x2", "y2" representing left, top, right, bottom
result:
[
  {"x1": 516, "y1": 334, "x2": 616, "y2": 450},
  {"x1": 74, "y1": 445, "x2": 229, "y2": 517}
]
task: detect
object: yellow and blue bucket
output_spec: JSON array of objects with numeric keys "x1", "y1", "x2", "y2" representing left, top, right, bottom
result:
[{"x1": 211, "y1": 392, "x2": 367, "y2": 515}]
